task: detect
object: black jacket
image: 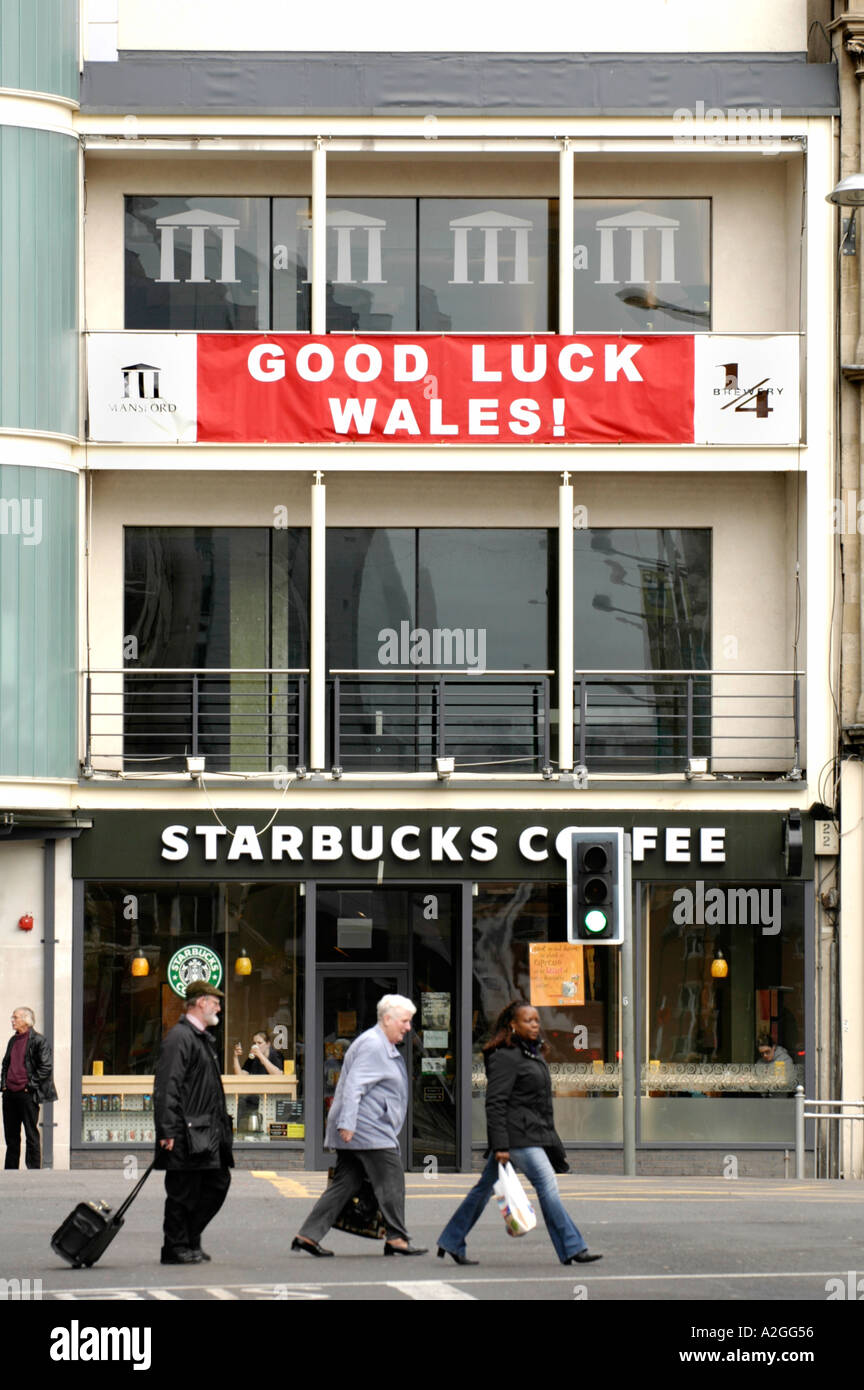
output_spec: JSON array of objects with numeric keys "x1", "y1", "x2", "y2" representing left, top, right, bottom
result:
[
  {"x1": 485, "y1": 1040, "x2": 560, "y2": 1154},
  {"x1": 1, "y1": 1029, "x2": 58, "y2": 1103},
  {"x1": 153, "y1": 1017, "x2": 234, "y2": 1171}
]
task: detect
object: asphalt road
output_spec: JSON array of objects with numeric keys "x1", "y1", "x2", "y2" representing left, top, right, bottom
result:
[{"x1": 4, "y1": 1169, "x2": 863, "y2": 1367}]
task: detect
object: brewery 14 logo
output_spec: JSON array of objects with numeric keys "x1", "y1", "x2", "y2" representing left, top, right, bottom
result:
[{"x1": 167, "y1": 944, "x2": 224, "y2": 998}]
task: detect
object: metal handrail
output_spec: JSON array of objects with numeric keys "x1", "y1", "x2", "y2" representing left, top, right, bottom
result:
[{"x1": 794, "y1": 1086, "x2": 864, "y2": 1179}]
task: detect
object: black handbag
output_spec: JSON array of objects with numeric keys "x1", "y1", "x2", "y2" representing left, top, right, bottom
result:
[{"x1": 327, "y1": 1168, "x2": 386, "y2": 1240}]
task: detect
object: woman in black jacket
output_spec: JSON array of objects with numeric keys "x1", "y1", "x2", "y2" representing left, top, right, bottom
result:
[{"x1": 436, "y1": 999, "x2": 602, "y2": 1267}]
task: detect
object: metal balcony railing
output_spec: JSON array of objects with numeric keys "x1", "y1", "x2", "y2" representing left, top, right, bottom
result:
[
  {"x1": 82, "y1": 666, "x2": 803, "y2": 779},
  {"x1": 573, "y1": 669, "x2": 803, "y2": 776},
  {"x1": 328, "y1": 670, "x2": 551, "y2": 773},
  {"x1": 84, "y1": 669, "x2": 308, "y2": 774}
]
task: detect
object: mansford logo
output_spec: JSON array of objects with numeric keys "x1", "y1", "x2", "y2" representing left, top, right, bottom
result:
[
  {"x1": 109, "y1": 361, "x2": 178, "y2": 415},
  {"x1": 167, "y1": 945, "x2": 223, "y2": 998}
]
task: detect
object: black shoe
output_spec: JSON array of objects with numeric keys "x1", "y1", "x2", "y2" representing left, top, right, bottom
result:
[
  {"x1": 160, "y1": 1247, "x2": 203, "y2": 1265},
  {"x1": 437, "y1": 1246, "x2": 479, "y2": 1266},
  {"x1": 567, "y1": 1250, "x2": 602, "y2": 1264},
  {"x1": 194, "y1": 1248, "x2": 211, "y2": 1262},
  {"x1": 384, "y1": 1241, "x2": 428, "y2": 1256},
  {"x1": 291, "y1": 1236, "x2": 334, "y2": 1257}
]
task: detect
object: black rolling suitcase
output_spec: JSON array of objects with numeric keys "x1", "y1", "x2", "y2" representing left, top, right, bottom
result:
[{"x1": 51, "y1": 1162, "x2": 154, "y2": 1268}]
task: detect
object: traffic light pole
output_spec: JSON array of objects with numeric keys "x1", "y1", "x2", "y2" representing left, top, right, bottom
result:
[{"x1": 621, "y1": 833, "x2": 636, "y2": 1176}]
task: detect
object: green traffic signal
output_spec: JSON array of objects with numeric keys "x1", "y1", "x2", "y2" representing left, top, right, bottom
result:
[{"x1": 583, "y1": 908, "x2": 609, "y2": 934}]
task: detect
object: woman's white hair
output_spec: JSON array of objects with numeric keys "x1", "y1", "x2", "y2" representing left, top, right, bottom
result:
[{"x1": 377, "y1": 994, "x2": 416, "y2": 1021}]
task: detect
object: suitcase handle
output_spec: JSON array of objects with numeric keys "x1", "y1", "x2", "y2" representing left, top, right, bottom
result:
[{"x1": 113, "y1": 1161, "x2": 155, "y2": 1222}]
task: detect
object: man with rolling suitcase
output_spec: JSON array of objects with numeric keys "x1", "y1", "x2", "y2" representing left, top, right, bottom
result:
[{"x1": 153, "y1": 979, "x2": 234, "y2": 1265}]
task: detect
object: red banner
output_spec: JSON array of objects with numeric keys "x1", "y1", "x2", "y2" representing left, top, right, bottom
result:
[{"x1": 196, "y1": 334, "x2": 695, "y2": 445}]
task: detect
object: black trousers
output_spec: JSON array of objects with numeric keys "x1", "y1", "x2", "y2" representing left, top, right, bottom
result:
[
  {"x1": 162, "y1": 1168, "x2": 231, "y2": 1253},
  {"x1": 3, "y1": 1091, "x2": 41, "y2": 1170},
  {"x1": 299, "y1": 1148, "x2": 409, "y2": 1243}
]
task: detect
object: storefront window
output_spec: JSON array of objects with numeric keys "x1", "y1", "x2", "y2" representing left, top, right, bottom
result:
[
  {"x1": 573, "y1": 198, "x2": 711, "y2": 332},
  {"x1": 81, "y1": 882, "x2": 304, "y2": 1145},
  {"x1": 419, "y1": 198, "x2": 552, "y2": 331},
  {"x1": 642, "y1": 883, "x2": 805, "y2": 1142},
  {"x1": 574, "y1": 528, "x2": 710, "y2": 772},
  {"x1": 125, "y1": 196, "x2": 272, "y2": 330},
  {"x1": 326, "y1": 528, "x2": 553, "y2": 771},
  {"x1": 472, "y1": 883, "x2": 621, "y2": 1144},
  {"x1": 123, "y1": 526, "x2": 309, "y2": 772}
]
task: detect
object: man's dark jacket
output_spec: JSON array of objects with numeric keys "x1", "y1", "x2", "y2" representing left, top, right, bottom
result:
[
  {"x1": 153, "y1": 1017, "x2": 234, "y2": 1172},
  {"x1": 485, "y1": 1041, "x2": 559, "y2": 1153},
  {"x1": 0, "y1": 1030, "x2": 58, "y2": 1102}
]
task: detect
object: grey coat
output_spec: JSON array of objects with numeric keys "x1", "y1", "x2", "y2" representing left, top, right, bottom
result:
[{"x1": 325, "y1": 1024, "x2": 408, "y2": 1150}]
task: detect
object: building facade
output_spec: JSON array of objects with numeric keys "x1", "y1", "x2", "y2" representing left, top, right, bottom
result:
[{"x1": 0, "y1": 0, "x2": 843, "y2": 1173}]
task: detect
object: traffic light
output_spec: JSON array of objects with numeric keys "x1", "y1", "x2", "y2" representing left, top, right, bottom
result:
[{"x1": 567, "y1": 828, "x2": 624, "y2": 945}]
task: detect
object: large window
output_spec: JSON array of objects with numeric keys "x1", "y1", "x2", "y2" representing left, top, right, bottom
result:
[
  {"x1": 326, "y1": 528, "x2": 554, "y2": 771},
  {"x1": 125, "y1": 196, "x2": 274, "y2": 331},
  {"x1": 125, "y1": 196, "x2": 553, "y2": 333},
  {"x1": 472, "y1": 883, "x2": 621, "y2": 1143},
  {"x1": 81, "y1": 882, "x2": 304, "y2": 1146},
  {"x1": 574, "y1": 529, "x2": 711, "y2": 771},
  {"x1": 573, "y1": 198, "x2": 711, "y2": 333},
  {"x1": 123, "y1": 527, "x2": 309, "y2": 771},
  {"x1": 642, "y1": 883, "x2": 805, "y2": 1142}
]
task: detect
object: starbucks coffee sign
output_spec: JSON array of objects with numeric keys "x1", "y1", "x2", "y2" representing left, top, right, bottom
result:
[{"x1": 167, "y1": 945, "x2": 224, "y2": 998}]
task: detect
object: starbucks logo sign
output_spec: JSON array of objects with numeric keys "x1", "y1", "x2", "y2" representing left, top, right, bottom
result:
[{"x1": 167, "y1": 945, "x2": 224, "y2": 998}]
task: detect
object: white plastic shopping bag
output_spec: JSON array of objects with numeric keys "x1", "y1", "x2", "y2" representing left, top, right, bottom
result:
[{"x1": 493, "y1": 1161, "x2": 537, "y2": 1237}]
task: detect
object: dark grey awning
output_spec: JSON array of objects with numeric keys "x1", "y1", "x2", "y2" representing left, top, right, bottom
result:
[{"x1": 81, "y1": 50, "x2": 838, "y2": 117}]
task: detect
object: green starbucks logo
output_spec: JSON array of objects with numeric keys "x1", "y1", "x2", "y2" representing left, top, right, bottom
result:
[{"x1": 167, "y1": 945, "x2": 223, "y2": 998}]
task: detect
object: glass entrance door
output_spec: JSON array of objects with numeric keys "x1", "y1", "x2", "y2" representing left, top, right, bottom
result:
[
  {"x1": 314, "y1": 885, "x2": 460, "y2": 1170},
  {"x1": 315, "y1": 970, "x2": 408, "y2": 1168}
]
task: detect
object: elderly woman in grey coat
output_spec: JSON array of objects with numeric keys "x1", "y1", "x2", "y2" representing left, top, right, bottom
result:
[{"x1": 292, "y1": 994, "x2": 427, "y2": 1257}]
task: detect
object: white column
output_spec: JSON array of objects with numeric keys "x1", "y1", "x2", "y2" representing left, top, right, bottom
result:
[
  {"x1": 658, "y1": 226, "x2": 679, "y2": 284},
  {"x1": 558, "y1": 474, "x2": 575, "y2": 771},
  {"x1": 558, "y1": 142, "x2": 574, "y2": 333},
  {"x1": 365, "y1": 226, "x2": 384, "y2": 284},
  {"x1": 595, "y1": 226, "x2": 617, "y2": 284},
  {"x1": 156, "y1": 225, "x2": 177, "y2": 283},
  {"x1": 309, "y1": 472, "x2": 326, "y2": 770},
  {"x1": 481, "y1": 227, "x2": 501, "y2": 284},
  {"x1": 511, "y1": 227, "x2": 531, "y2": 285},
  {"x1": 627, "y1": 226, "x2": 646, "y2": 283},
  {"x1": 217, "y1": 226, "x2": 240, "y2": 284},
  {"x1": 188, "y1": 225, "x2": 207, "y2": 283},
  {"x1": 449, "y1": 226, "x2": 470, "y2": 284},
  {"x1": 334, "y1": 225, "x2": 354, "y2": 283},
  {"x1": 311, "y1": 141, "x2": 327, "y2": 334}
]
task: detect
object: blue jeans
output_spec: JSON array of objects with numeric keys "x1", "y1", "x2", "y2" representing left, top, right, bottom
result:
[{"x1": 437, "y1": 1149, "x2": 587, "y2": 1264}]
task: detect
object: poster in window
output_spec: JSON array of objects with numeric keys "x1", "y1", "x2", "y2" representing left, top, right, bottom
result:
[{"x1": 529, "y1": 942, "x2": 585, "y2": 1007}]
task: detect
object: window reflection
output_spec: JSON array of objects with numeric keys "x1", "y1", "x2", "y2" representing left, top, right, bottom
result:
[
  {"x1": 420, "y1": 199, "x2": 551, "y2": 331},
  {"x1": 573, "y1": 199, "x2": 711, "y2": 332},
  {"x1": 472, "y1": 883, "x2": 621, "y2": 1143},
  {"x1": 125, "y1": 196, "x2": 271, "y2": 330}
]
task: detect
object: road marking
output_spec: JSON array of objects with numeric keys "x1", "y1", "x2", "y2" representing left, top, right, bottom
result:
[
  {"x1": 386, "y1": 1280, "x2": 476, "y2": 1300},
  {"x1": 206, "y1": 1287, "x2": 240, "y2": 1300},
  {"x1": 44, "y1": 1268, "x2": 845, "y2": 1299},
  {"x1": 148, "y1": 1289, "x2": 181, "y2": 1300},
  {"x1": 251, "y1": 1171, "x2": 321, "y2": 1197}
]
